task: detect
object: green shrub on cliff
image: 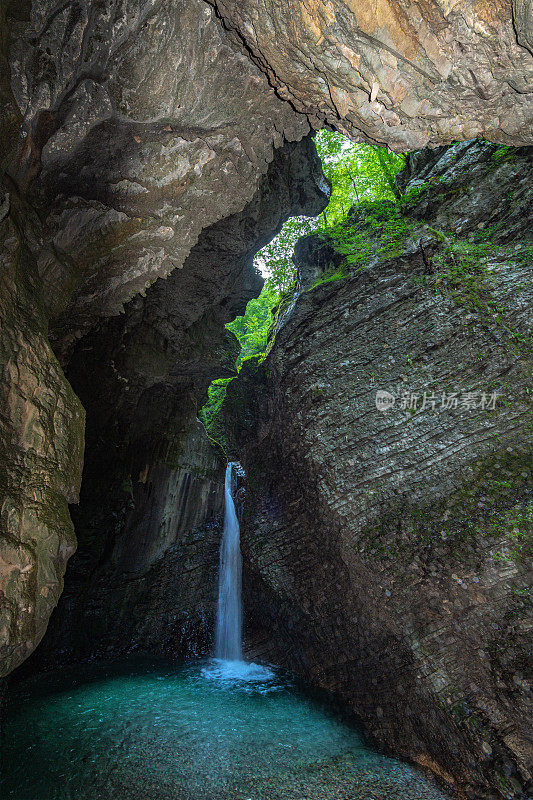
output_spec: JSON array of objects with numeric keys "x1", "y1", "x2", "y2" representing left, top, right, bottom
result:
[
  {"x1": 199, "y1": 378, "x2": 231, "y2": 444},
  {"x1": 305, "y1": 198, "x2": 419, "y2": 292},
  {"x1": 314, "y1": 130, "x2": 404, "y2": 225},
  {"x1": 226, "y1": 282, "x2": 280, "y2": 369}
]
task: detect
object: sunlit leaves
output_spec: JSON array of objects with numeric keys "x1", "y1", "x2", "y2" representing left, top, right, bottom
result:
[
  {"x1": 255, "y1": 216, "x2": 316, "y2": 294},
  {"x1": 226, "y1": 281, "x2": 280, "y2": 368},
  {"x1": 314, "y1": 129, "x2": 405, "y2": 225},
  {"x1": 256, "y1": 132, "x2": 406, "y2": 291},
  {"x1": 200, "y1": 133, "x2": 407, "y2": 435}
]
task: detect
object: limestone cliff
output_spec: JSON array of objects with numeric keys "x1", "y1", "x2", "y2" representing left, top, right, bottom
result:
[
  {"x1": 209, "y1": 0, "x2": 533, "y2": 149},
  {"x1": 0, "y1": 0, "x2": 318, "y2": 677},
  {"x1": 0, "y1": 208, "x2": 85, "y2": 679},
  {"x1": 222, "y1": 141, "x2": 533, "y2": 799}
]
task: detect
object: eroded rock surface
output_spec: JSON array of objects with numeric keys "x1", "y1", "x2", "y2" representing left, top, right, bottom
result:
[
  {"x1": 21, "y1": 422, "x2": 225, "y2": 667},
  {"x1": 210, "y1": 0, "x2": 533, "y2": 150},
  {"x1": 19, "y1": 135, "x2": 328, "y2": 671},
  {"x1": 223, "y1": 142, "x2": 533, "y2": 798},
  {"x1": 5, "y1": 0, "x2": 309, "y2": 338},
  {"x1": 0, "y1": 0, "x2": 318, "y2": 677},
  {"x1": 0, "y1": 216, "x2": 85, "y2": 679}
]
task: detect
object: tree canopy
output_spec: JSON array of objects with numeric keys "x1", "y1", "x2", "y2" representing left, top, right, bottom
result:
[
  {"x1": 226, "y1": 281, "x2": 279, "y2": 369},
  {"x1": 226, "y1": 132, "x2": 405, "y2": 363},
  {"x1": 256, "y1": 132, "x2": 404, "y2": 296}
]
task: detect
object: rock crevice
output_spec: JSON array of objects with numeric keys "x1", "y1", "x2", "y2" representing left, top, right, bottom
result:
[{"x1": 17, "y1": 133, "x2": 328, "y2": 672}]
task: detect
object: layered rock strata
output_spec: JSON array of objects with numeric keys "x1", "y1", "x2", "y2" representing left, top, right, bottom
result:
[
  {"x1": 223, "y1": 141, "x2": 533, "y2": 799},
  {"x1": 2, "y1": 0, "x2": 533, "y2": 680}
]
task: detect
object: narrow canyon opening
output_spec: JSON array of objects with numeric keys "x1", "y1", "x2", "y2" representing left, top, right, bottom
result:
[{"x1": 1, "y1": 3, "x2": 532, "y2": 800}]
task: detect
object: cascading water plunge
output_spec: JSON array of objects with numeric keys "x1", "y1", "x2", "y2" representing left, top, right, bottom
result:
[
  {"x1": 0, "y1": 462, "x2": 451, "y2": 799},
  {"x1": 207, "y1": 461, "x2": 273, "y2": 684},
  {"x1": 215, "y1": 462, "x2": 244, "y2": 662}
]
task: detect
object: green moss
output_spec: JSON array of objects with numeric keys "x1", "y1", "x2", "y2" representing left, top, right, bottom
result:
[
  {"x1": 198, "y1": 377, "x2": 231, "y2": 448},
  {"x1": 199, "y1": 142, "x2": 532, "y2": 464},
  {"x1": 266, "y1": 287, "x2": 297, "y2": 345},
  {"x1": 198, "y1": 355, "x2": 266, "y2": 453},
  {"x1": 309, "y1": 264, "x2": 348, "y2": 289},
  {"x1": 359, "y1": 449, "x2": 532, "y2": 566},
  {"x1": 326, "y1": 199, "x2": 418, "y2": 270},
  {"x1": 490, "y1": 146, "x2": 515, "y2": 168},
  {"x1": 432, "y1": 235, "x2": 533, "y2": 357},
  {"x1": 401, "y1": 182, "x2": 432, "y2": 203}
]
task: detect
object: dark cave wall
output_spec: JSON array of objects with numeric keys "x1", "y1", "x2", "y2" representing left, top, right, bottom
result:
[
  {"x1": 20, "y1": 134, "x2": 329, "y2": 671},
  {"x1": 0, "y1": 0, "x2": 319, "y2": 677},
  {"x1": 1, "y1": 0, "x2": 532, "y2": 680},
  {"x1": 24, "y1": 423, "x2": 225, "y2": 667}
]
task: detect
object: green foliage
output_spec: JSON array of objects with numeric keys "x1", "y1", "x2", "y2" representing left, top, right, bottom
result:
[
  {"x1": 314, "y1": 130, "x2": 405, "y2": 226},
  {"x1": 326, "y1": 199, "x2": 417, "y2": 269},
  {"x1": 257, "y1": 132, "x2": 406, "y2": 292},
  {"x1": 256, "y1": 217, "x2": 316, "y2": 294},
  {"x1": 310, "y1": 265, "x2": 348, "y2": 289},
  {"x1": 199, "y1": 131, "x2": 408, "y2": 439},
  {"x1": 200, "y1": 285, "x2": 282, "y2": 441},
  {"x1": 226, "y1": 281, "x2": 281, "y2": 369},
  {"x1": 198, "y1": 378, "x2": 231, "y2": 443},
  {"x1": 490, "y1": 146, "x2": 514, "y2": 168}
]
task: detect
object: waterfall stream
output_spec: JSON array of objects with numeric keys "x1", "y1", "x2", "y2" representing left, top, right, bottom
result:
[{"x1": 215, "y1": 462, "x2": 243, "y2": 661}]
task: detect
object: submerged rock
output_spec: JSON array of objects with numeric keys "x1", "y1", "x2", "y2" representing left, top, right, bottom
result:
[{"x1": 0, "y1": 4, "x2": 531, "y2": 790}]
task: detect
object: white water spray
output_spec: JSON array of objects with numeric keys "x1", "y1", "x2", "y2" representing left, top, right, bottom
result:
[{"x1": 215, "y1": 463, "x2": 243, "y2": 661}]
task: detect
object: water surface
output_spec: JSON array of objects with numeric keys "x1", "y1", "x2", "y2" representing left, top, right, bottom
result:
[{"x1": 1, "y1": 658, "x2": 451, "y2": 800}]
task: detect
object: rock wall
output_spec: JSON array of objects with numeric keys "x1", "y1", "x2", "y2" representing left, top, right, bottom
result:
[
  {"x1": 0, "y1": 210, "x2": 85, "y2": 680},
  {"x1": 223, "y1": 141, "x2": 533, "y2": 799},
  {"x1": 21, "y1": 422, "x2": 225, "y2": 667},
  {"x1": 19, "y1": 134, "x2": 329, "y2": 672},
  {"x1": 1, "y1": 5, "x2": 88, "y2": 681},
  {"x1": 0, "y1": 0, "x2": 323, "y2": 677},
  {"x1": 209, "y1": 0, "x2": 533, "y2": 149},
  {"x1": 5, "y1": 0, "x2": 309, "y2": 335},
  {"x1": 0, "y1": 0, "x2": 531, "y2": 687}
]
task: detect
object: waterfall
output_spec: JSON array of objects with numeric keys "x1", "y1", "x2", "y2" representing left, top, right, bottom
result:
[{"x1": 215, "y1": 463, "x2": 243, "y2": 661}]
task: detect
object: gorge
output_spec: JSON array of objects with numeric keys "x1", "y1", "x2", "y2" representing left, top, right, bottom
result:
[{"x1": 1, "y1": 2, "x2": 532, "y2": 800}]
